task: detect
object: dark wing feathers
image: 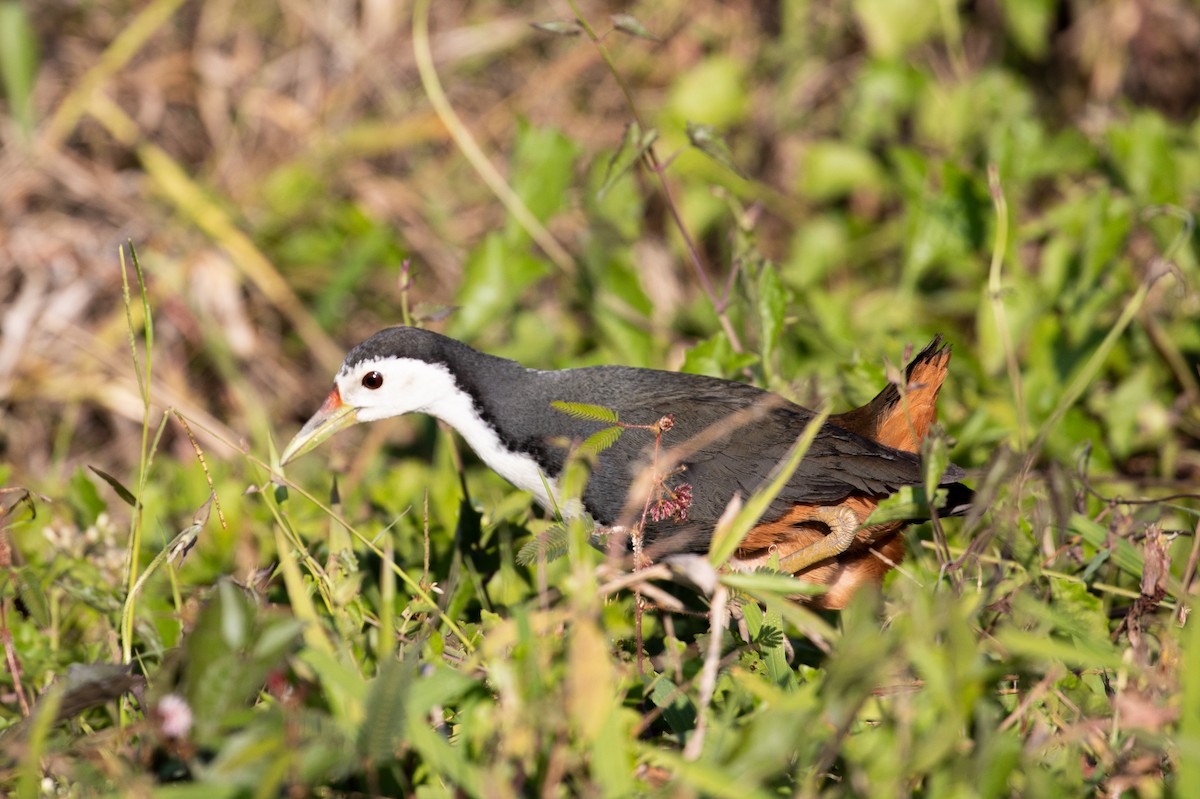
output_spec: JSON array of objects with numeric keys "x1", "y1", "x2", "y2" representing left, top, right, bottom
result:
[{"x1": 531, "y1": 368, "x2": 951, "y2": 530}]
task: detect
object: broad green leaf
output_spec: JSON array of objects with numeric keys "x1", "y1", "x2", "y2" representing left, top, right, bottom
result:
[
  {"x1": 667, "y1": 55, "x2": 748, "y2": 128},
  {"x1": 1001, "y1": 0, "x2": 1056, "y2": 57},
  {"x1": 681, "y1": 332, "x2": 758, "y2": 378},
  {"x1": 797, "y1": 140, "x2": 885, "y2": 200},
  {"x1": 68, "y1": 467, "x2": 106, "y2": 526},
  {"x1": 852, "y1": 0, "x2": 939, "y2": 58},
  {"x1": 754, "y1": 263, "x2": 787, "y2": 380},
  {"x1": 406, "y1": 716, "x2": 483, "y2": 796},
  {"x1": 507, "y1": 122, "x2": 581, "y2": 240},
  {"x1": 17, "y1": 681, "x2": 64, "y2": 799},
  {"x1": 640, "y1": 746, "x2": 777, "y2": 799},
  {"x1": 993, "y1": 626, "x2": 1125, "y2": 672},
  {"x1": 407, "y1": 664, "x2": 478, "y2": 716},
  {"x1": 646, "y1": 673, "x2": 696, "y2": 739},
  {"x1": 740, "y1": 600, "x2": 795, "y2": 688},
  {"x1": 589, "y1": 704, "x2": 637, "y2": 796},
  {"x1": 452, "y1": 234, "x2": 550, "y2": 339},
  {"x1": 1068, "y1": 512, "x2": 1184, "y2": 598}
]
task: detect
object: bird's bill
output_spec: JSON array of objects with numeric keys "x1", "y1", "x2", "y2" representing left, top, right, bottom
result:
[{"x1": 280, "y1": 387, "x2": 359, "y2": 465}]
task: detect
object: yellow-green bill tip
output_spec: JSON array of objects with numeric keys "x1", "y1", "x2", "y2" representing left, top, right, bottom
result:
[{"x1": 280, "y1": 387, "x2": 359, "y2": 466}]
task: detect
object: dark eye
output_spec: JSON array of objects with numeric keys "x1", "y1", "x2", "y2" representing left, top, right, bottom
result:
[{"x1": 362, "y1": 371, "x2": 384, "y2": 390}]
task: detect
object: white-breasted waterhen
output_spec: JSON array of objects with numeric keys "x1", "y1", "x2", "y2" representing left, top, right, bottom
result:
[{"x1": 281, "y1": 327, "x2": 972, "y2": 608}]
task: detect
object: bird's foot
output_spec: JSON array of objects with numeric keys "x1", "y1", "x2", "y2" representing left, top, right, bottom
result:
[{"x1": 777, "y1": 504, "x2": 862, "y2": 573}]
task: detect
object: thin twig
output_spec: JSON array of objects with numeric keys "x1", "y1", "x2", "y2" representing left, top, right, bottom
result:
[
  {"x1": 170, "y1": 409, "x2": 227, "y2": 531},
  {"x1": 564, "y1": 1, "x2": 742, "y2": 351},
  {"x1": 682, "y1": 584, "x2": 728, "y2": 760},
  {"x1": 412, "y1": 0, "x2": 576, "y2": 276},
  {"x1": 1000, "y1": 667, "x2": 1062, "y2": 732},
  {"x1": 1176, "y1": 518, "x2": 1200, "y2": 626}
]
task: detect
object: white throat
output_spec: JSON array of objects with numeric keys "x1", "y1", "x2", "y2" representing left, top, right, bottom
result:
[
  {"x1": 346, "y1": 357, "x2": 567, "y2": 513},
  {"x1": 431, "y1": 376, "x2": 565, "y2": 511}
]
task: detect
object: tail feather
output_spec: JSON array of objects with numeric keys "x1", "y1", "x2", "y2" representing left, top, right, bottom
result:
[{"x1": 831, "y1": 336, "x2": 951, "y2": 455}]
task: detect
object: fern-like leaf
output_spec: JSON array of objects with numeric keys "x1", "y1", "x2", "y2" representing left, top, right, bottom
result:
[
  {"x1": 581, "y1": 426, "x2": 623, "y2": 455},
  {"x1": 359, "y1": 657, "x2": 416, "y2": 762},
  {"x1": 516, "y1": 526, "x2": 571, "y2": 566},
  {"x1": 550, "y1": 400, "x2": 620, "y2": 423}
]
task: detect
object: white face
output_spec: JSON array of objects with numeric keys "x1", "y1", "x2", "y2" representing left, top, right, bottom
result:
[
  {"x1": 295, "y1": 352, "x2": 567, "y2": 512},
  {"x1": 335, "y1": 357, "x2": 461, "y2": 423}
]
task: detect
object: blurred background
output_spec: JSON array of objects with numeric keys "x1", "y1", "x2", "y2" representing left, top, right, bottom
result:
[
  {"x1": 3, "y1": 2, "x2": 1200, "y2": 793},
  {"x1": 2, "y1": 0, "x2": 1199, "y2": 526}
]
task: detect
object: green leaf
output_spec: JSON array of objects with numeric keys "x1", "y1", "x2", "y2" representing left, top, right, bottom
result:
[
  {"x1": 550, "y1": 400, "x2": 620, "y2": 423},
  {"x1": 720, "y1": 570, "x2": 825, "y2": 596},
  {"x1": 68, "y1": 467, "x2": 106, "y2": 525},
  {"x1": 180, "y1": 581, "x2": 304, "y2": 744},
  {"x1": 407, "y1": 713, "x2": 484, "y2": 795},
  {"x1": 994, "y1": 626, "x2": 1124, "y2": 672},
  {"x1": 739, "y1": 601, "x2": 794, "y2": 688},
  {"x1": 580, "y1": 425, "x2": 624, "y2": 455},
  {"x1": 1180, "y1": 597, "x2": 1200, "y2": 789},
  {"x1": 516, "y1": 524, "x2": 571, "y2": 566},
  {"x1": 359, "y1": 657, "x2": 416, "y2": 761},
  {"x1": 921, "y1": 426, "x2": 951, "y2": 504},
  {"x1": 754, "y1": 263, "x2": 787, "y2": 380},
  {"x1": 646, "y1": 673, "x2": 696, "y2": 739},
  {"x1": 864, "y1": 485, "x2": 946, "y2": 525},
  {"x1": 686, "y1": 122, "x2": 745, "y2": 178},
  {"x1": 852, "y1": 0, "x2": 940, "y2": 58},
  {"x1": 667, "y1": 55, "x2": 748, "y2": 129},
  {"x1": 610, "y1": 13, "x2": 658, "y2": 41},
  {"x1": 597, "y1": 122, "x2": 658, "y2": 201},
  {"x1": 708, "y1": 406, "x2": 831, "y2": 566},
  {"x1": 452, "y1": 234, "x2": 550, "y2": 339},
  {"x1": 681, "y1": 332, "x2": 759, "y2": 378},
  {"x1": 14, "y1": 566, "x2": 50, "y2": 628},
  {"x1": 17, "y1": 681, "x2": 64, "y2": 799},
  {"x1": 797, "y1": 140, "x2": 885, "y2": 200},
  {"x1": 0, "y1": 2, "x2": 39, "y2": 135},
  {"x1": 407, "y1": 665, "x2": 478, "y2": 716},
  {"x1": 1068, "y1": 512, "x2": 1141, "y2": 578},
  {"x1": 88, "y1": 466, "x2": 139, "y2": 508},
  {"x1": 507, "y1": 122, "x2": 581, "y2": 240},
  {"x1": 530, "y1": 20, "x2": 582, "y2": 36},
  {"x1": 1000, "y1": 0, "x2": 1056, "y2": 58}
]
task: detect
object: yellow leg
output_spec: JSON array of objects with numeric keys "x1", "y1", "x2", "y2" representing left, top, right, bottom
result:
[{"x1": 777, "y1": 505, "x2": 862, "y2": 572}]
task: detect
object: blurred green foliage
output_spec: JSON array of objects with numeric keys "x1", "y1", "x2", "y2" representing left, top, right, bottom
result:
[{"x1": 3, "y1": 0, "x2": 1199, "y2": 796}]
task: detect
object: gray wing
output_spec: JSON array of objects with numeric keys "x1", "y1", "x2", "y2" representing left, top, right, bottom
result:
[{"x1": 535, "y1": 369, "x2": 937, "y2": 525}]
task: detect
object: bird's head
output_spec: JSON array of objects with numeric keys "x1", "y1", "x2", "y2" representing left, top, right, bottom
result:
[{"x1": 279, "y1": 328, "x2": 462, "y2": 465}]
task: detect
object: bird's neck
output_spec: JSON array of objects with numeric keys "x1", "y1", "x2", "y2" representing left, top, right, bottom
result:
[{"x1": 420, "y1": 343, "x2": 567, "y2": 513}]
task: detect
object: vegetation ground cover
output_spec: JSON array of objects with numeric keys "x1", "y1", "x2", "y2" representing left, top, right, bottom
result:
[{"x1": 1, "y1": 1, "x2": 1199, "y2": 795}]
